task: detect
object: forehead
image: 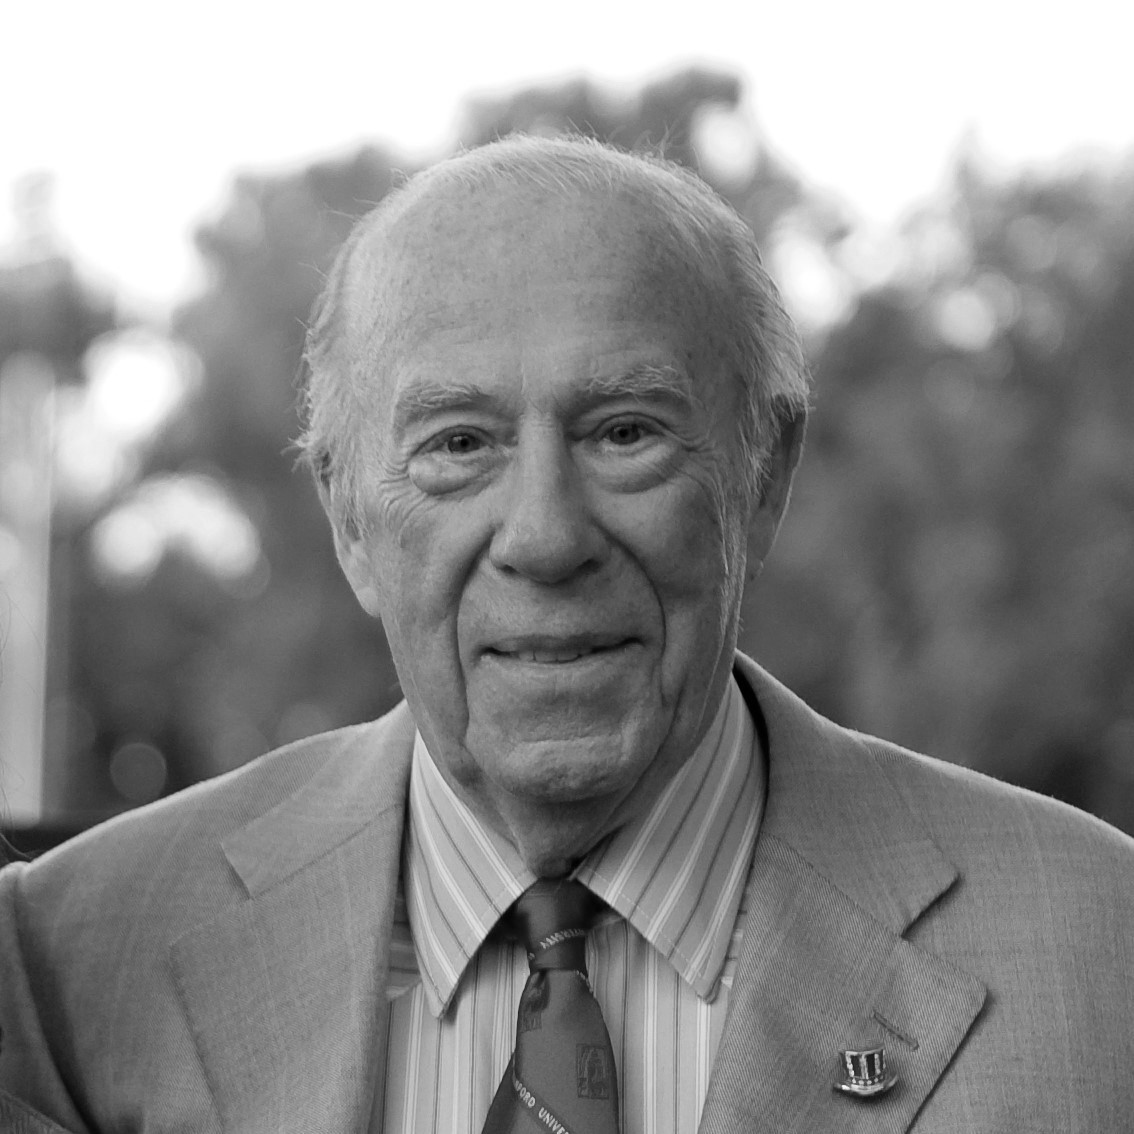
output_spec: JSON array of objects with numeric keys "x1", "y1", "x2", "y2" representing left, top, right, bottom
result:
[{"x1": 345, "y1": 179, "x2": 728, "y2": 378}]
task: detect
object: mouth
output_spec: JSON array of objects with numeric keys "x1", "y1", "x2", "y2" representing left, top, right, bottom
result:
[{"x1": 484, "y1": 636, "x2": 633, "y2": 665}]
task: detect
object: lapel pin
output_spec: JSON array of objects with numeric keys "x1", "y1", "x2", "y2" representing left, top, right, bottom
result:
[{"x1": 833, "y1": 1046, "x2": 898, "y2": 1099}]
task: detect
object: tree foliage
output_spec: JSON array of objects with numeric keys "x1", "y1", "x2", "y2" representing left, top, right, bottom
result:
[
  {"x1": 746, "y1": 157, "x2": 1134, "y2": 829},
  {"x1": 48, "y1": 70, "x2": 1134, "y2": 832}
]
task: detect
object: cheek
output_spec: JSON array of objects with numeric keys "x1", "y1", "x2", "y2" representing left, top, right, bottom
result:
[
  {"x1": 613, "y1": 476, "x2": 744, "y2": 706},
  {"x1": 612, "y1": 465, "x2": 738, "y2": 599},
  {"x1": 367, "y1": 485, "x2": 493, "y2": 639}
]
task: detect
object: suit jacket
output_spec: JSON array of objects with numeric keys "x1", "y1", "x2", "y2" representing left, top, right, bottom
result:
[
  {"x1": 1, "y1": 655, "x2": 1132, "y2": 1133},
  {"x1": 0, "y1": 1094, "x2": 70, "y2": 1134}
]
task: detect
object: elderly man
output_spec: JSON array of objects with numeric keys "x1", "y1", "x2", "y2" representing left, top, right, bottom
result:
[{"x1": 1, "y1": 136, "x2": 1133, "y2": 1134}]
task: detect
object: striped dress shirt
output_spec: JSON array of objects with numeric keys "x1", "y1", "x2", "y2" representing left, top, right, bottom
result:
[{"x1": 372, "y1": 677, "x2": 764, "y2": 1133}]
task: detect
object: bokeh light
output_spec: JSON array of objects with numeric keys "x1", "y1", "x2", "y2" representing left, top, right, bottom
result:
[
  {"x1": 90, "y1": 473, "x2": 262, "y2": 586},
  {"x1": 108, "y1": 740, "x2": 168, "y2": 804}
]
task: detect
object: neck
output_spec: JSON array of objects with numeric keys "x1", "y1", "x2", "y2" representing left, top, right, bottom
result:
[{"x1": 490, "y1": 794, "x2": 622, "y2": 878}]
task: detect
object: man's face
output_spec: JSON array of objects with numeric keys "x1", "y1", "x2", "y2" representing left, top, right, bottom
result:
[{"x1": 336, "y1": 185, "x2": 787, "y2": 872}]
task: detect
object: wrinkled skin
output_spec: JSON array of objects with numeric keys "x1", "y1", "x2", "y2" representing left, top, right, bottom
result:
[{"x1": 335, "y1": 183, "x2": 800, "y2": 876}]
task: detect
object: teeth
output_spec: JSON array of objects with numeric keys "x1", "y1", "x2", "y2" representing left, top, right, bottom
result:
[{"x1": 516, "y1": 648, "x2": 592, "y2": 663}]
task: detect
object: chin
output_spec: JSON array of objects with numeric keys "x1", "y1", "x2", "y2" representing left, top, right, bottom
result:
[
  {"x1": 499, "y1": 769, "x2": 628, "y2": 811},
  {"x1": 493, "y1": 741, "x2": 650, "y2": 804}
]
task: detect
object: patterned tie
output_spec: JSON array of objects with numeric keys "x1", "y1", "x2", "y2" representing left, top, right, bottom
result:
[{"x1": 481, "y1": 878, "x2": 621, "y2": 1134}]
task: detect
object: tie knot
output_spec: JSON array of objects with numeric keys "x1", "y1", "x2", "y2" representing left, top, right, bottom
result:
[{"x1": 510, "y1": 879, "x2": 599, "y2": 972}]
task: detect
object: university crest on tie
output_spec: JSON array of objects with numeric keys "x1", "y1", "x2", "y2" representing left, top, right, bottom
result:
[
  {"x1": 577, "y1": 1044, "x2": 613, "y2": 1099},
  {"x1": 519, "y1": 977, "x2": 549, "y2": 1032}
]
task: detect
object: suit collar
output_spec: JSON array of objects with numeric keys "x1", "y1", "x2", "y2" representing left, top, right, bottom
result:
[
  {"x1": 171, "y1": 702, "x2": 416, "y2": 1134},
  {"x1": 217, "y1": 656, "x2": 950, "y2": 929},
  {"x1": 700, "y1": 655, "x2": 986, "y2": 1133},
  {"x1": 219, "y1": 701, "x2": 415, "y2": 897},
  {"x1": 735, "y1": 655, "x2": 957, "y2": 935}
]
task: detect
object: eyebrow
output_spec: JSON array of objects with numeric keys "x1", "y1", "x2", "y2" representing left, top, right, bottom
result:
[
  {"x1": 390, "y1": 362, "x2": 697, "y2": 436},
  {"x1": 575, "y1": 363, "x2": 696, "y2": 408},
  {"x1": 391, "y1": 381, "x2": 497, "y2": 436}
]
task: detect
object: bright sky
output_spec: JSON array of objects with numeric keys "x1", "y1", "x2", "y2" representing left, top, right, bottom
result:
[{"x1": 3, "y1": 0, "x2": 1132, "y2": 314}]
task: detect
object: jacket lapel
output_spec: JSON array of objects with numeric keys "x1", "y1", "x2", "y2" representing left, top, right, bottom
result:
[
  {"x1": 170, "y1": 705, "x2": 416, "y2": 1134},
  {"x1": 700, "y1": 659, "x2": 987, "y2": 1133}
]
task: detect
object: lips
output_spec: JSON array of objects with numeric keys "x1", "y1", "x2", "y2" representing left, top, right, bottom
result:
[
  {"x1": 485, "y1": 634, "x2": 632, "y2": 663},
  {"x1": 511, "y1": 647, "x2": 603, "y2": 663}
]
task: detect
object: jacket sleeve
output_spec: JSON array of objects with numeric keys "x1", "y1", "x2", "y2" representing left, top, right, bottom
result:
[{"x1": 0, "y1": 865, "x2": 90, "y2": 1133}]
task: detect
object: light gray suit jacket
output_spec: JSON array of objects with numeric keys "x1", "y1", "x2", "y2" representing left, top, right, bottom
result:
[{"x1": 2, "y1": 655, "x2": 1132, "y2": 1132}]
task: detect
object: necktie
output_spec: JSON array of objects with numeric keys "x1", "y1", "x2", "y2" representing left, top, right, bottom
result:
[{"x1": 481, "y1": 878, "x2": 621, "y2": 1134}]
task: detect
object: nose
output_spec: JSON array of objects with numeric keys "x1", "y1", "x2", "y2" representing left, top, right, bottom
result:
[{"x1": 489, "y1": 433, "x2": 607, "y2": 584}]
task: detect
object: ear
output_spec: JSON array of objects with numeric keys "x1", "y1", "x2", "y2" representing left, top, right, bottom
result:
[
  {"x1": 746, "y1": 409, "x2": 806, "y2": 576},
  {"x1": 332, "y1": 526, "x2": 383, "y2": 619}
]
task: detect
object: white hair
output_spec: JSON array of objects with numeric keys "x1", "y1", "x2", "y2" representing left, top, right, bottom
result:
[{"x1": 300, "y1": 134, "x2": 810, "y2": 537}]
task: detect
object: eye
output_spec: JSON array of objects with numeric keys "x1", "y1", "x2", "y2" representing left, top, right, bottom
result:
[
  {"x1": 409, "y1": 426, "x2": 498, "y2": 495},
  {"x1": 602, "y1": 420, "x2": 649, "y2": 446},
  {"x1": 439, "y1": 431, "x2": 483, "y2": 455}
]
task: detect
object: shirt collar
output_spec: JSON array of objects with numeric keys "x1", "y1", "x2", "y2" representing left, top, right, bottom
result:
[
  {"x1": 575, "y1": 677, "x2": 762, "y2": 999},
  {"x1": 404, "y1": 676, "x2": 764, "y2": 1016},
  {"x1": 403, "y1": 735, "x2": 535, "y2": 1015}
]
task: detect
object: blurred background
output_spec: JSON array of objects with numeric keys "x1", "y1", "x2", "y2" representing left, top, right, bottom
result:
[{"x1": 2, "y1": 0, "x2": 1133, "y2": 850}]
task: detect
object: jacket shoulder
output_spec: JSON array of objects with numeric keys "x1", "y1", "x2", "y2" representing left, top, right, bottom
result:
[
  {"x1": 737, "y1": 650, "x2": 1134, "y2": 875},
  {"x1": 8, "y1": 702, "x2": 414, "y2": 916},
  {"x1": 0, "y1": 705, "x2": 414, "y2": 1128},
  {"x1": 856, "y1": 731, "x2": 1134, "y2": 1006},
  {"x1": 861, "y1": 729, "x2": 1134, "y2": 871}
]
